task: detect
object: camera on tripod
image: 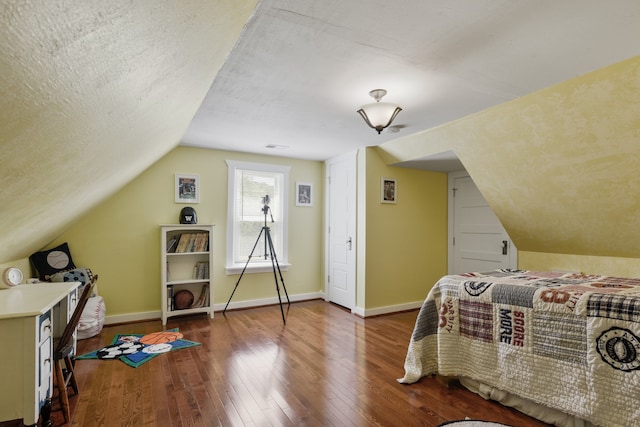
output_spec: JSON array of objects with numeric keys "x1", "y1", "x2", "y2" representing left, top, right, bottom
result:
[
  {"x1": 261, "y1": 194, "x2": 274, "y2": 222},
  {"x1": 224, "y1": 192, "x2": 290, "y2": 323}
]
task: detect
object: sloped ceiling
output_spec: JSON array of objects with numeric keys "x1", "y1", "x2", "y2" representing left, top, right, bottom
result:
[
  {"x1": 3, "y1": 0, "x2": 640, "y2": 265},
  {"x1": 378, "y1": 56, "x2": 640, "y2": 258},
  {"x1": 0, "y1": 0, "x2": 258, "y2": 263},
  {"x1": 182, "y1": 0, "x2": 640, "y2": 161}
]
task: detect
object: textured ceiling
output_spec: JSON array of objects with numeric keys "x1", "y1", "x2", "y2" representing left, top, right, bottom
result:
[
  {"x1": 182, "y1": 0, "x2": 640, "y2": 164},
  {"x1": 3, "y1": 0, "x2": 640, "y2": 267},
  {"x1": 0, "y1": 0, "x2": 257, "y2": 262}
]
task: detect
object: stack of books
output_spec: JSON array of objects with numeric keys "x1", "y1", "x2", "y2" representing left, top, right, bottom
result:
[
  {"x1": 190, "y1": 284, "x2": 209, "y2": 308},
  {"x1": 192, "y1": 262, "x2": 209, "y2": 280},
  {"x1": 166, "y1": 232, "x2": 209, "y2": 253}
]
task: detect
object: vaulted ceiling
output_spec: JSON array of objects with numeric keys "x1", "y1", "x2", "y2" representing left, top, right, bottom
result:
[
  {"x1": 0, "y1": 0, "x2": 258, "y2": 262},
  {"x1": 2, "y1": 0, "x2": 640, "y2": 264},
  {"x1": 182, "y1": 0, "x2": 640, "y2": 162}
]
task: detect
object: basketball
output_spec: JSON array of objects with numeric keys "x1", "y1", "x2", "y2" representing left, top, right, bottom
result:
[
  {"x1": 173, "y1": 290, "x2": 194, "y2": 310},
  {"x1": 140, "y1": 331, "x2": 183, "y2": 345}
]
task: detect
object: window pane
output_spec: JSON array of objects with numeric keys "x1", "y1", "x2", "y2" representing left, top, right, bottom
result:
[{"x1": 233, "y1": 168, "x2": 283, "y2": 264}]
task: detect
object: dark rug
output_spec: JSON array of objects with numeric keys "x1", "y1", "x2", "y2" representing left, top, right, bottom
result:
[{"x1": 76, "y1": 328, "x2": 200, "y2": 368}]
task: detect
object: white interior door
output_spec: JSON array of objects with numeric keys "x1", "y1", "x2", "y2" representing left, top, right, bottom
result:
[
  {"x1": 449, "y1": 171, "x2": 517, "y2": 274},
  {"x1": 325, "y1": 151, "x2": 356, "y2": 310}
]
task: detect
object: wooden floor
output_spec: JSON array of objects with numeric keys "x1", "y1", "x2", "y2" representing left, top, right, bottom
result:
[{"x1": 7, "y1": 300, "x2": 551, "y2": 426}]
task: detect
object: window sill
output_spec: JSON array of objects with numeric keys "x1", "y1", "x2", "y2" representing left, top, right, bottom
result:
[{"x1": 225, "y1": 262, "x2": 291, "y2": 275}]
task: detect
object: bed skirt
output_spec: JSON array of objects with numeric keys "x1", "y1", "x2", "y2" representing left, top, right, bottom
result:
[{"x1": 458, "y1": 377, "x2": 594, "y2": 427}]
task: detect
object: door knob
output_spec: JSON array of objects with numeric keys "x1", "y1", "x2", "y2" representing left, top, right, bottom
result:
[
  {"x1": 502, "y1": 240, "x2": 508, "y2": 255},
  {"x1": 347, "y1": 237, "x2": 352, "y2": 251}
]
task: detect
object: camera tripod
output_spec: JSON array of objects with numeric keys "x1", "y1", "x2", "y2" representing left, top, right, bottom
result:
[{"x1": 223, "y1": 195, "x2": 290, "y2": 324}]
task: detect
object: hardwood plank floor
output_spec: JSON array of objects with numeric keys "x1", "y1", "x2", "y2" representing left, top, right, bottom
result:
[{"x1": 4, "y1": 300, "x2": 551, "y2": 426}]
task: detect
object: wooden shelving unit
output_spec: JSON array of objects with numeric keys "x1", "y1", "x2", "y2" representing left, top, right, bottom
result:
[{"x1": 160, "y1": 224, "x2": 214, "y2": 325}]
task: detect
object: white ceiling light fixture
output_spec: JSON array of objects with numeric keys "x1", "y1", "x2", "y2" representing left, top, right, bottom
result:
[{"x1": 357, "y1": 89, "x2": 402, "y2": 134}]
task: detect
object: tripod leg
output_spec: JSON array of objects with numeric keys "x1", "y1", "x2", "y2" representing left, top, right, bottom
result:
[
  {"x1": 264, "y1": 228, "x2": 287, "y2": 324},
  {"x1": 223, "y1": 227, "x2": 265, "y2": 314},
  {"x1": 265, "y1": 229, "x2": 290, "y2": 305},
  {"x1": 273, "y1": 255, "x2": 290, "y2": 305}
]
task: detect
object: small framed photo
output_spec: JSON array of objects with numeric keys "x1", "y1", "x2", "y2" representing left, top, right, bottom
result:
[
  {"x1": 175, "y1": 173, "x2": 200, "y2": 203},
  {"x1": 381, "y1": 177, "x2": 396, "y2": 204},
  {"x1": 296, "y1": 182, "x2": 313, "y2": 207}
]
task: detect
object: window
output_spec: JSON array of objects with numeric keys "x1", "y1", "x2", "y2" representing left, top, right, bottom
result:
[{"x1": 226, "y1": 160, "x2": 290, "y2": 274}]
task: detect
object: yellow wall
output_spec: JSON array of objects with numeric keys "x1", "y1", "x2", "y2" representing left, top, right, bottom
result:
[
  {"x1": 360, "y1": 148, "x2": 448, "y2": 309},
  {"x1": 13, "y1": 54, "x2": 640, "y2": 318},
  {"x1": 519, "y1": 251, "x2": 640, "y2": 278},
  {"x1": 378, "y1": 56, "x2": 640, "y2": 274},
  {"x1": 0, "y1": 1, "x2": 258, "y2": 264},
  {"x1": 51, "y1": 146, "x2": 324, "y2": 319}
]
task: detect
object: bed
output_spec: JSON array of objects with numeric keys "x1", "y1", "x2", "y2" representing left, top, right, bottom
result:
[{"x1": 398, "y1": 269, "x2": 640, "y2": 427}]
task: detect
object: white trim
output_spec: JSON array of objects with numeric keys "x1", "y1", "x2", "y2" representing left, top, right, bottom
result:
[
  {"x1": 104, "y1": 299, "x2": 423, "y2": 326},
  {"x1": 225, "y1": 262, "x2": 291, "y2": 275},
  {"x1": 324, "y1": 150, "x2": 357, "y2": 309},
  {"x1": 448, "y1": 170, "x2": 518, "y2": 273},
  {"x1": 105, "y1": 292, "x2": 324, "y2": 325},
  {"x1": 105, "y1": 310, "x2": 161, "y2": 325},
  {"x1": 448, "y1": 169, "x2": 468, "y2": 274},
  {"x1": 214, "y1": 292, "x2": 323, "y2": 311},
  {"x1": 352, "y1": 301, "x2": 424, "y2": 318},
  {"x1": 225, "y1": 160, "x2": 291, "y2": 273}
]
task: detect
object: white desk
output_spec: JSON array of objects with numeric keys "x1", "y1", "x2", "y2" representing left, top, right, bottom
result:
[{"x1": 0, "y1": 282, "x2": 80, "y2": 426}]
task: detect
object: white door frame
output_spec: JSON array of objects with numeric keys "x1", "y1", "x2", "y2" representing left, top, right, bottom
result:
[
  {"x1": 324, "y1": 150, "x2": 357, "y2": 310},
  {"x1": 448, "y1": 170, "x2": 465, "y2": 273},
  {"x1": 448, "y1": 170, "x2": 517, "y2": 273}
]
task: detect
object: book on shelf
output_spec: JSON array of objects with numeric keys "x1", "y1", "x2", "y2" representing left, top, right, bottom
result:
[
  {"x1": 175, "y1": 233, "x2": 191, "y2": 252},
  {"x1": 167, "y1": 285, "x2": 174, "y2": 311},
  {"x1": 191, "y1": 284, "x2": 209, "y2": 308},
  {"x1": 188, "y1": 233, "x2": 198, "y2": 252},
  {"x1": 173, "y1": 232, "x2": 209, "y2": 253},
  {"x1": 192, "y1": 261, "x2": 209, "y2": 279},
  {"x1": 166, "y1": 237, "x2": 178, "y2": 253},
  {"x1": 194, "y1": 233, "x2": 209, "y2": 252}
]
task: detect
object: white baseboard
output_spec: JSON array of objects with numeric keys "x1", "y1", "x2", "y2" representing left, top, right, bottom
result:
[
  {"x1": 104, "y1": 292, "x2": 325, "y2": 325},
  {"x1": 103, "y1": 295, "x2": 421, "y2": 324},
  {"x1": 352, "y1": 300, "x2": 423, "y2": 318},
  {"x1": 214, "y1": 291, "x2": 324, "y2": 311},
  {"x1": 105, "y1": 310, "x2": 161, "y2": 325}
]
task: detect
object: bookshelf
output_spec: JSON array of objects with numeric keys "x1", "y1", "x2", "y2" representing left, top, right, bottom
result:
[{"x1": 160, "y1": 224, "x2": 214, "y2": 325}]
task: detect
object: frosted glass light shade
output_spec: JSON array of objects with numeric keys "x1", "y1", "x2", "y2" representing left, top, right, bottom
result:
[
  {"x1": 357, "y1": 89, "x2": 402, "y2": 134},
  {"x1": 357, "y1": 102, "x2": 402, "y2": 134}
]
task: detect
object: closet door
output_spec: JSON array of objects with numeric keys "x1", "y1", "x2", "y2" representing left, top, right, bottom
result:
[
  {"x1": 449, "y1": 172, "x2": 517, "y2": 274},
  {"x1": 326, "y1": 151, "x2": 356, "y2": 310}
]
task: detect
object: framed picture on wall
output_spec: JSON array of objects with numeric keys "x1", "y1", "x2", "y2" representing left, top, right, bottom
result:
[
  {"x1": 296, "y1": 182, "x2": 313, "y2": 207},
  {"x1": 381, "y1": 177, "x2": 396, "y2": 204},
  {"x1": 175, "y1": 173, "x2": 200, "y2": 203}
]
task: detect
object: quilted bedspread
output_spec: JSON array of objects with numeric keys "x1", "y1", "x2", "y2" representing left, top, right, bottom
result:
[{"x1": 399, "y1": 270, "x2": 640, "y2": 427}]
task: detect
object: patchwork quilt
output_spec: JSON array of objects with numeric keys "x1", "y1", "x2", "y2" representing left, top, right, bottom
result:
[{"x1": 399, "y1": 270, "x2": 640, "y2": 427}]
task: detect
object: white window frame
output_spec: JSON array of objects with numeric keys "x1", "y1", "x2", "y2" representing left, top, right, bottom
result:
[{"x1": 225, "y1": 160, "x2": 291, "y2": 274}]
